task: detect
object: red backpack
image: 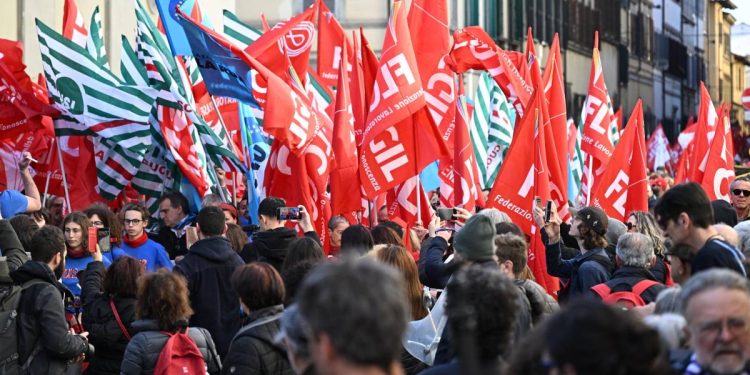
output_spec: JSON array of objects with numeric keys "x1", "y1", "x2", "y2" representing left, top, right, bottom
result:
[
  {"x1": 590, "y1": 280, "x2": 660, "y2": 309},
  {"x1": 153, "y1": 328, "x2": 207, "y2": 375}
]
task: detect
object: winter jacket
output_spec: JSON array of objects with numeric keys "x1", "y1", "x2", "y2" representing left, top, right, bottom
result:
[
  {"x1": 240, "y1": 228, "x2": 321, "y2": 271},
  {"x1": 148, "y1": 225, "x2": 188, "y2": 260},
  {"x1": 418, "y1": 358, "x2": 505, "y2": 375},
  {"x1": 0, "y1": 218, "x2": 29, "y2": 273},
  {"x1": 120, "y1": 239, "x2": 173, "y2": 272},
  {"x1": 515, "y1": 279, "x2": 559, "y2": 324},
  {"x1": 418, "y1": 237, "x2": 453, "y2": 289},
  {"x1": 174, "y1": 236, "x2": 245, "y2": 358},
  {"x1": 545, "y1": 241, "x2": 612, "y2": 303},
  {"x1": 588, "y1": 266, "x2": 666, "y2": 304},
  {"x1": 222, "y1": 305, "x2": 294, "y2": 375},
  {"x1": 11, "y1": 261, "x2": 88, "y2": 375},
  {"x1": 120, "y1": 319, "x2": 221, "y2": 375},
  {"x1": 81, "y1": 260, "x2": 136, "y2": 375}
]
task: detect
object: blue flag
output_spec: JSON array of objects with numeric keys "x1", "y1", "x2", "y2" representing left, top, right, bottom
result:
[
  {"x1": 177, "y1": 12, "x2": 257, "y2": 104},
  {"x1": 239, "y1": 103, "x2": 270, "y2": 225},
  {"x1": 155, "y1": 0, "x2": 193, "y2": 56}
]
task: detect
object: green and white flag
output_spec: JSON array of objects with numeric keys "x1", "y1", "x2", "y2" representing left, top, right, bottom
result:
[
  {"x1": 568, "y1": 118, "x2": 584, "y2": 203},
  {"x1": 469, "y1": 72, "x2": 516, "y2": 189},
  {"x1": 222, "y1": 10, "x2": 262, "y2": 49},
  {"x1": 86, "y1": 6, "x2": 108, "y2": 68},
  {"x1": 36, "y1": 19, "x2": 156, "y2": 152}
]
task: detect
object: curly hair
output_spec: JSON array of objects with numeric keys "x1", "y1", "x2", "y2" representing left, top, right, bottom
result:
[
  {"x1": 373, "y1": 245, "x2": 428, "y2": 320},
  {"x1": 104, "y1": 256, "x2": 144, "y2": 298},
  {"x1": 576, "y1": 222, "x2": 609, "y2": 250},
  {"x1": 629, "y1": 211, "x2": 666, "y2": 257},
  {"x1": 85, "y1": 203, "x2": 124, "y2": 247},
  {"x1": 136, "y1": 270, "x2": 193, "y2": 331}
]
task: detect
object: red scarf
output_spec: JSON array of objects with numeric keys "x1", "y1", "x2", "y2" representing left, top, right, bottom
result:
[
  {"x1": 67, "y1": 245, "x2": 86, "y2": 259},
  {"x1": 124, "y1": 232, "x2": 148, "y2": 248}
]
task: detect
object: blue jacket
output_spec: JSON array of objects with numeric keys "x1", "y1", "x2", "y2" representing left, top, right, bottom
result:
[
  {"x1": 120, "y1": 239, "x2": 173, "y2": 272},
  {"x1": 174, "y1": 236, "x2": 245, "y2": 358},
  {"x1": 546, "y1": 241, "x2": 612, "y2": 302}
]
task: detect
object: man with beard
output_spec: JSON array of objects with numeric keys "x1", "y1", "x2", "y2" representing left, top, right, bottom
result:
[
  {"x1": 672, "y1": 269, "x2": 750, "y2": 374},
  {"x1": 11, "y1": 225, "x2": 90, "y2": 374}
]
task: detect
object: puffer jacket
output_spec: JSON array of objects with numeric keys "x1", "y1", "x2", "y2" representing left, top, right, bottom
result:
[
  {"x1": 120, "y1": 320, "x2": 222, "y2": 375},
  {"x1": 515, "y1": 279, "x2": 559, "y2": 325},
  {"x1": 222, "y1": 305, "x2": 294, "y2": 375},
  {"x1": 81, "y1": 261, "x2": 136, "y2": 375},
  {"x1": 11, "y1": 261, "x2": 88, "y2": 375}
]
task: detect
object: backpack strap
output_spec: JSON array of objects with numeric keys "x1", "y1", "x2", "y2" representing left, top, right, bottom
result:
[
  {"x1": 631, "y1": 280, "x2": 660, "y2": 297},
  {"x1": 590, "y1": 283, "x2": 611, "y2": 299},
  {"x1": 109, "y1": 298, "x2": 131, "y2": 341}
]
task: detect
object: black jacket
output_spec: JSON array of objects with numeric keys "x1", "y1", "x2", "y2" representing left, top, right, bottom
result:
[
  {"x1": 80, "y1": 260, "x2": 136, "y2": 375},
  {"x1": 240, "y1": 228, "x2": 321, "y2": 271},
  {"x1": 120, "y1": 320, "x2": 221, "y2": 375},
  {"x1": 11, "y1": 261, "x2": 88, "y2": 375},
  {"x1": 222, "y1": 305, "x2": 294, "y2": 375},
  {"x1": 174, "y1": 236, "x2": 245, "y2": 358},
  {"x1": 545, "y1": 241, "x2": 612, "y2": 303},
  {"x1": 515, "y1": 279, "x2": 559, "y2": 324},
  {"x1": 148, "y1": 225, "x2": 188, "y2": 260},
  {"x1": 588, "y1": 266, "x2": 666, "y2": 304},
  {"x1": 418, "y1": 237, "x2": 453, "y2": 289}
]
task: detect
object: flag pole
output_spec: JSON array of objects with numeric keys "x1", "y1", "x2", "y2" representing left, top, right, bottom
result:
[
  {"x1": 208, "y1": 94, "x2": 232, "y2": 204},
  {"x1": 585, "y1": 155, "x2": 593, "y2": 206},
  {"x1": 55, "y1": 138, "x2": 72, "y2": 215},
  {"x1": 42, "y1": 172, "x2": 51, "y2": 206},
  {"x1": 416, "y1": 175, "x2": 422, "y2": 224}
]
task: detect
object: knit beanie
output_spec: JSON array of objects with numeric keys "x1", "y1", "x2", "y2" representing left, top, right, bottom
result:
[{"x1": 454, "y1": 215, "x2": 496, "y2": 262}]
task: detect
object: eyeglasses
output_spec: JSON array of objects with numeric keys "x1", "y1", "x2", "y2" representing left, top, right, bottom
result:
[
  {"x1": 123, "y1": 219, "x2": 143, "y2": 226},
  {"x1": 90, "y1": 221, "x2": 104, "y2": 227},
  {"x1": 626, "y1": 222, "x2": 636, "y2": 231},
  {"x1": 733, "y1": 189, "x2": 750, "y2": 197},
  {"x1": 695, "y1": 318, "x2": 750, "y2": 339}
]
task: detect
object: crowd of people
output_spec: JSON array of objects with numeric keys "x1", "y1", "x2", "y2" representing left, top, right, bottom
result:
[{"x1": 3, "y1": 152, "x2": 750, "y2": 374}]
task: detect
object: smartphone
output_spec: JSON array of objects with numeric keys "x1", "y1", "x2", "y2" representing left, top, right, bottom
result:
[
  {"x1": 437, "y1": 208, "x2": 455, "y2": 221},
  {"x1": 544, "y1": 200, "x2": 553, "y2": 223},
  {"x1": 87, "y1": 227, "x2": 98, "y2": 254},
  {"x1": 186, "y1": 226, "x2": 199, "y2": 249},
  {"x1": 277, "y1": 207, "x2": 301, "y2": 221},
  {"x1": 97, "y1": 228, "x2": 111, "y2": 253}
]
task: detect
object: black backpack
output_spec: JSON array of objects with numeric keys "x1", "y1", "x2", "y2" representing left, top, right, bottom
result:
[{"x1": 0, "y1": 279, "x2": 45, "y2": 375}]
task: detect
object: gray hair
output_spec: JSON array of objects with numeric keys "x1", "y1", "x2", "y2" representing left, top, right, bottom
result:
[
  {"x1": 476, "y1": 208, "x2": 511, "y2": 227},
  {"x1": 730, "y1": 175, "x2": 750, "y2": 191},
  {"x1": 643, "y1": 313, "x2": 687, "y2": 350},
  {"x1": 678, "y1": 269, "x2": 750, "y2": 316},
  {"x1": 734, "y1": 221, "x2": 750, "y2": 257},
  {"x1": 606, "y1": 218, "x2": 627, "y2": 247},
  {"x1": 201, "y1": 193, "x2": 223, "y2": 208},
  {"x1": 654, "y1": 287, "x2": 682, "y2": 315},
  {"x1": 328, "y1": 215, "x2": 348, "y2": 231},
  {"x1": 615, "y1": 233, "x2": 655, "y2": 268},
  {"x1": 275, "y1": 304, "x2": 310, "y2": 358}
]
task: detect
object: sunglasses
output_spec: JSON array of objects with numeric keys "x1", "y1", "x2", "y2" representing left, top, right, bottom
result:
[
  {"x1": 626, "y1": 222, "x2": 636, "y2": 231},
  {"x1": 733, "y1": 189, "x2": 750, "y2": 197}
]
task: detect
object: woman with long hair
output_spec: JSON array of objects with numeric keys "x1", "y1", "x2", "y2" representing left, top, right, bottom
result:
[
  {"x1": 121, "y1": 270, "x2": 221, "y2": 374},
  {"x1": 62, "y1": 212, "x2": 111, "y2": 301},
  {"x1": 81, "y1": 256, "x2": 143, "y2": 374},
  {"x1": 626, "y1": 211, "x2": 673, "y2": 285}
]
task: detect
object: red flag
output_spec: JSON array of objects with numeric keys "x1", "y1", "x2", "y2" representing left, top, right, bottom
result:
[
  {"x1": 646, "y1": 124, "x2": 672, "y2": 171},
  {"x1": 159, "y1": 106, "x2": 210, "y2": 196},
  {"x1": 688, "y1": 82, "x2": 719, "y2": 183},
  {"x1": 487, "y1": 90, "x2": 557, "y2": 294},
  {"x1": 358, "y1": 0, "x2": 448, "y2": 198},
  {"x1": 701, "y1": 106, "x2": 735, "y2": 201},
  {"x1": 330, "y1": 47, "x2": 362, "y2": 215},
  {"x1": 408, "y1": 0, "x2": 455, "y2": 135},
  {"x1": 674, "y1": 142, "x2": 691, "y2": 184},
  {"x1": 447, "y1": 27, "x2": 533, "y2": 117},
  {"x1": 317, "y1": 1, "x2": 352, "y2": 87},
  {"x1": 591, "y1": 100, "x2": 649, "y2": 221},
  {"x1": 452, "y1": 96, "x2": 483, "y2": 211},
  {"x1": 0, "y1": 60, "x2": 60, "y2": 139},
  {"x1": 245, "y1": 2, "x2": 317, "y2": 85},
  {"x1": 0, "y1": 39, "x2": 33, "y2": 92},
  {"x1": 580, "y1": 32, "x2": 616, "y2": 203},
  {"x1": 359, "y1": 27, "x2": 380, "y2": 124},
  {"x1": 542, "y1": 34, "x2": 568, "y2": 193},
  {"x1": 349, "y1": 32, "x2": 367, "y2": 146},
  {"x1": 386, "y1": 175, "x2": 433, "y2": 227},
  {"x1": 614, "y1": 108, "x2": 623, "y2": 135},
  {"x1": 62, "y1": 0, "x2": 88, "y2": 48}
]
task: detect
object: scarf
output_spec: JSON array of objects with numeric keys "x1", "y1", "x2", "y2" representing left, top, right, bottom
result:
[
  {"x1": 66, "y1": 245, "x2": 86, "y2": 259},
  {"x1": 124, "y1": 231, "x2": 148, "y2": 248}
]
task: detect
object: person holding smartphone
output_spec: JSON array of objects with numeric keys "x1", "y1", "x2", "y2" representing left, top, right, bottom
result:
[{"x1": 120, "y1": 203, "x2": 173, "y2": 272}]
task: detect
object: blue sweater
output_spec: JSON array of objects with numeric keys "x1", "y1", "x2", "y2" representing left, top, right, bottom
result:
[
  {"x1": 120, "y1": 238, "x2": 173, "y2": 272},
  {"x1": 62, "y1": 254, "x2": 111, "y2": 299}
]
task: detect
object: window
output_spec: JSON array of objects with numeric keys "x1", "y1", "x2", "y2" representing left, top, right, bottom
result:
[
  {"x1": 466, "y1": 0, "x2": 480, "y2": 26},
  {"x1": 485, "y1": 0, "x2": 500, "y2": 41}
]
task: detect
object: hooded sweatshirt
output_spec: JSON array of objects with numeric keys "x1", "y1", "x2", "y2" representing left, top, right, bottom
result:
[
  {"x1": 240, "y1": 227, "x2": 321, "y2": 271},
  {"x1": 174, "y1": 236, "x2": 245, "y2": 358}
]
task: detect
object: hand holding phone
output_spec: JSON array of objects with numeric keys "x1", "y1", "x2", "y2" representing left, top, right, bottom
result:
[
  {"x1": 436, "y1": 208, "x2": 455, "y2": 221},
  {"x1": 277, "y1": 207, "x2": 301, "y2": 221},
  {"x1": 544, "y1": 201, "x2": 553, "y2": 223},
  {"x1": 186, "y1": 226, "x2": 198, "y2": 249},
  {"x1": 97, "y1": 228, "x2": 111, "y2": 253}
]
